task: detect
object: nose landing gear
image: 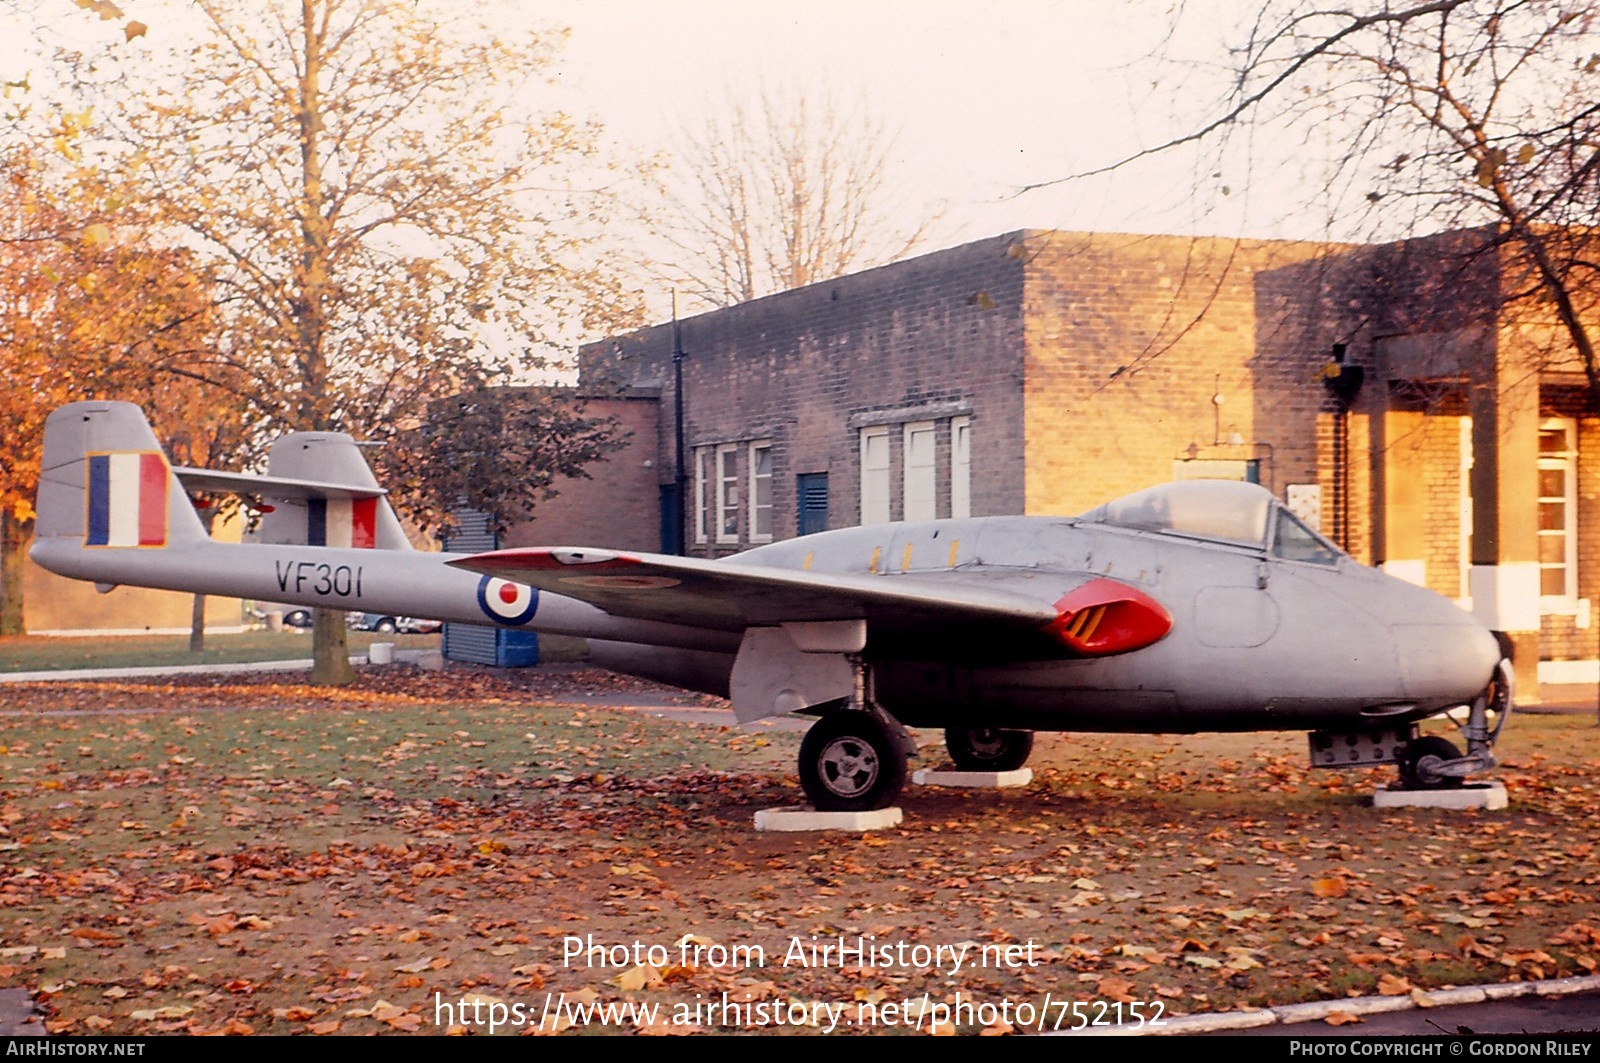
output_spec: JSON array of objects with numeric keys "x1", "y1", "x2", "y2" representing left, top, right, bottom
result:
[{"x1": 1395, "y1": 658, "x2": 1513, "y2": 790}]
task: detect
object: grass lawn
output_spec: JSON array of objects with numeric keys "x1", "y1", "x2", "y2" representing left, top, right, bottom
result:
[
  {"x1": 0, "y1": 630, "x2": 435, "y2": 674},
  {"x1": 0, "y1": 667, "x2": 1596, "y2": 1036},
  {"x1": 0, "y1": 630, "x2": 588, "y2": 674}
]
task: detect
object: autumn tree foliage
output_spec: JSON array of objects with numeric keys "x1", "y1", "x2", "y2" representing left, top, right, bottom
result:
[
  {"x1": 649, "y1": 83, "x2": 938, "y2": 310},
  {"x1": 0, "y1": 148, "x2": 219, "y2": 637},
  {"x1": 57, "y1": 0, "x2": 642, "y2": 682}
]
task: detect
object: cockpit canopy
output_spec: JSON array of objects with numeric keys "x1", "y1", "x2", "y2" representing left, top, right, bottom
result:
[{"x1": 1080, "y1": 480, "x2": 1346, "y2": 564}]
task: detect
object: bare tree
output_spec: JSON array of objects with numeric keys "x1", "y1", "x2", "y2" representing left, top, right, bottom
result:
[
  {"x1": 1057, "y1": 1, "x2": 1600, "y2": 398},
  {"x1": 649, "y1": 83, "x2": 939, "y2": 309}
]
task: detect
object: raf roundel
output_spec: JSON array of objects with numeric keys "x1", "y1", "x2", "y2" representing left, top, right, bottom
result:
[{"x1": 476, "y1": 575, "x2": 539, "y2": 626}]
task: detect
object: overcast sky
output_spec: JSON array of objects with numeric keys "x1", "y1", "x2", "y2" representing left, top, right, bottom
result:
[
  {"x1": 535, "y1": 0, "x2": 1283, "y2": 248},
  {"x1": 5, "y1": 0, "x2": 1319, "y2": 249}
]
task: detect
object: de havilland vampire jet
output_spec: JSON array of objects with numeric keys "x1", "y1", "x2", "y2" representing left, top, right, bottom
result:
[{"x1": 30, "y1": 401, "x2": 1512, "y2": 811}]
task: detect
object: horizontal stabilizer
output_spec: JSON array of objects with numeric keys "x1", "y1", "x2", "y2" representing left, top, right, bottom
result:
[{"x1": 174, "y1": 467, "x2": 388, "y2": 501}]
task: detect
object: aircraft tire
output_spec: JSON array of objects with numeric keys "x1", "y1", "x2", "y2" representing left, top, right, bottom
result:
[
  {"x1": 1398, "y1": 735, "x2": 1465, "y2": 790},
  {"x1": 945, "y1": 726, "x2": 1033, "y2": 771},
  {"x1": 798, "y1": 713, "x2": 907, "y2": 812}
]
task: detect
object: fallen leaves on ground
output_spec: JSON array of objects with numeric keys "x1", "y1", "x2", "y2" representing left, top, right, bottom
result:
[{"x1": 1, "y1": 666, "x2": 1597, "y2": 1035}]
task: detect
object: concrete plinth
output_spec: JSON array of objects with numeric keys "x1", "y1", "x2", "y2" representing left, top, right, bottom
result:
[
  {"x1": 753, "y1": 807, "x2": 903, "y2": 832},
  {"x1": 912, "y1": 768, "x2": 1033, "y2": 789},
  {"x1": 1372, "y1": 782, "x2": 1507, "y2": 810}
]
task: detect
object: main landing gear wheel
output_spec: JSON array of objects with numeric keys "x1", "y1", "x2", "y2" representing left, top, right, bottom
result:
[
  {"x1": 944, "y1": 726, "x2": 1034, "y2": 771},
  {"x1": 1398, "y1": 735, "x2": 1465, "y2": 790},
  {"x1": 798, "y1": 713, "x2": 908, "y2": 812}
]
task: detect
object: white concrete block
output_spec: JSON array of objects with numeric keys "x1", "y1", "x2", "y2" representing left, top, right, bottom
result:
[
  {"x1": 912, "y1": 768, "x2": 1033, "y2": 789},
  {"x1": 753, "y1": 806, "x2": 903, "y2": 832},
  {"x1": 1372, "y1": 782, "x2": 1508, "y2": 810}
]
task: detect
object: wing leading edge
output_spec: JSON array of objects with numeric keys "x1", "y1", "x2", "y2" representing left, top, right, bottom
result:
[{"x1": 448, "y1": 547, "x2": 1172, "y2": 659}]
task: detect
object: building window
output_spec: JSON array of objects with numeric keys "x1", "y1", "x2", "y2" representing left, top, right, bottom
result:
[
  {"x1": 716, "y1": 443, "x2": 740, "y2": 544},
  {"x1": 903, "y1": 421, "x2": 936, "y2": 522},
  {"x1": 860, "y1": 426, "x2": 890, "y2": 525},
  {"x1": 749, "y1": 441, "x2": 773, "y2": 542},
  {"x1": 693, "y1": 447, "x2": 709, "y2": 544},
  {"x1": 951, "y1": 416, "x2": 971, "y2": 519},
  {"x1": 1538, "y1": 418, "x2": 1576, "y2": 603}
]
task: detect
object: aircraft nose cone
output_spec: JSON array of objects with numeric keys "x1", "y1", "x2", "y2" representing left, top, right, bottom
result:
[{"x1": 1390, "y1": 590, "x2": 1501, "y2": 708}]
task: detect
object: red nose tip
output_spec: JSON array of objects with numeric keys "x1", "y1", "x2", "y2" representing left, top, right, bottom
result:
[{"x1": 1043, "y1": 578, "x2": 1173, "y2": 655}]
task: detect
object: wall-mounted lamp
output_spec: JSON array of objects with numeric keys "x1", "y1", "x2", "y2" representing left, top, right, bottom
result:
[{"x1": 1319, "y1": 342, "x2": 1365, "y2": 409}]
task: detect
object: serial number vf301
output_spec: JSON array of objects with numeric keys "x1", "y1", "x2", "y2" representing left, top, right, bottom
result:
[{"x1": 31, "y1": 402, "x2": 1511, "y2": 811}]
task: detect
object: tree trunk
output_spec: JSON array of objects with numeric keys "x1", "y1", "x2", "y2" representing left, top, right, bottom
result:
[
  {"x1": 310, "y1": 606, "x2": 356, "y2": 686},
  {"x1": 0, "y1": 512, "x2": 30, "y2": 636},
  {"x1": 189, "y1": 592, "x2": 207, "y2": 653},
  {"x1": 188, "y1": 508, "x2": 218, "y2": 653}
]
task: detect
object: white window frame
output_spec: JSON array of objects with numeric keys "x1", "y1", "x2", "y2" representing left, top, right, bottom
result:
[
  {"x1": 860, "y1": 426, "x2": 891, "y2": 525},
  {"x1": 716, "y1": 443, "x2": 740, "y2": 544},
  {"x1": 1538, "y1": 417, "x2": 1578, "y2": 609},
  {"x1": 749, "y1": 440, "x2": 773, "y2": 543},
  {"x1": 693, "y1": 446, "x2": 709, "y2": 545},
  {"x1": 951, "y1": 416, "x2": 971, "y2": 519},
  {"x1": 903, "y1": 420, "x2": 937, "y2": 522}
]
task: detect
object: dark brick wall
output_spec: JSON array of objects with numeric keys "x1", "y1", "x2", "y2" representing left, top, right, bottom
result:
[
  {"x1": 583, "y1": 233, "x2": 1028, "y2": 557},
  {"x1": 501, "y1": 393, "x2": 664, "y2": 552}
]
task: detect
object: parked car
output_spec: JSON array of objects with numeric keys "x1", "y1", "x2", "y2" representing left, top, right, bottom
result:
[
  {"x1": 252, "y1": 602, "x2": 312, "y2": 629},
  {"x1": 355, "y1": 613, "x2": 442, "y2": 635}
]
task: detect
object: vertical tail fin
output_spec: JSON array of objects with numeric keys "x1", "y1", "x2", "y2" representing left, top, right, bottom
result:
[
  {"x1": 35, "y1": 402, "x2": 209, "y2": 548},
  {"x1": 257, "y1": 432, "x2": 413, "y2": 551}
]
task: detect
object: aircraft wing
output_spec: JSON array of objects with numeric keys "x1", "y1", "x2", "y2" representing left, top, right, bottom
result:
[{"x1": 448, "y1": 547, "x2": 1172, "y2": 658}]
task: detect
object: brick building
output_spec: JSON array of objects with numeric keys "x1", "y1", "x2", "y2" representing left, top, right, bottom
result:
[{"x1": 506, "y1": 227, "x2": 1600, "y2": 698}]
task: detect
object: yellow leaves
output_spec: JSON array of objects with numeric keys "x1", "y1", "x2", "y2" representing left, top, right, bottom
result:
[
  {"x1": 273, "y1": 1006, "x2": 318, "y2": 1021},
  {"x1": 129, "y1": 1005, "x2": 192, "y2": 1021},
  {"x1": 346, "y1": 999, "x2": 422, "y2": 1030},
  {"x1": 1310, "y1": 877, "x2": 1349, "y2": 898},
  {"x1": 124, "y1": 21, "x2": 147, "y2": 42},
  {"x1": 1096, "y1": 975, "x2": 1141, "y2": 1003},
  {"x1": 73, "y1": 0, "x2": 125, "y2": 19},
  {"x1": 81, "y1": 223, "x2": 111, "y2": 246},
  {"x1": 1325, "y1": 1010, "x2": 1363, "y2": 1026},
  {"x1": 1223, "y1": 948, "x2": 1263, "y2": 971},
  {"x1": 612, "y1": 964, "x2": 664, "y2": 991},
  {"x1": 393, "y1": 956, "x2": 450, "y2": 974},
  {"x1": 195, "y1": 912, "x2": 271, "y2": 937},
  {"x1": 1375, "y1": 973, "x2": 1413, "y2": 996}
]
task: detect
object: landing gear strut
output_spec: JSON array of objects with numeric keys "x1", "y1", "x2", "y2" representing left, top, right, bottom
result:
[
  {"x1": 796, "y1": 656, "x2": 911, "y2": 812},
  {"x1": 944, "y1": 726, "x2": 1034, "y2": 771},
  {"x1": 1395, "y1": 658, "x2": 1513, "y2": 790}
]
